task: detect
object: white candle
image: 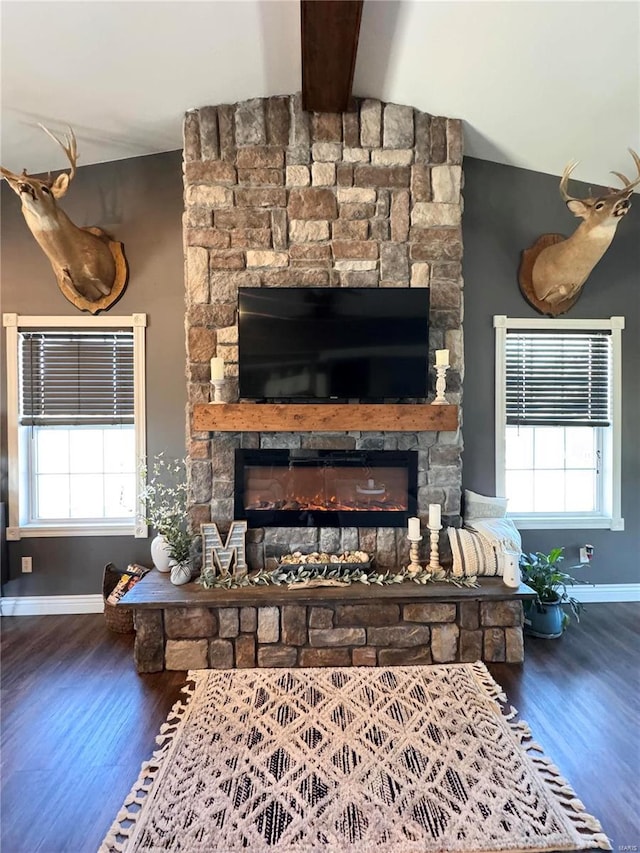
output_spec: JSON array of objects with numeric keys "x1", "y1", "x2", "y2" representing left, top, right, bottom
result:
[
  {"x1": 428, "y1": 503, "x2": 441, "y2": 528},
  {"x1": 210, "y1": 356, "x2": 224, "y2": 381},
  {"x1": 408, "y1": 516, "x2": 421, "y2": 540},
  {"x1": 435, "y1": 349, "x2": 449, "y2": 367},
  {"x1": 367, "y1": 479, "x2": 374, "y2": 489}
]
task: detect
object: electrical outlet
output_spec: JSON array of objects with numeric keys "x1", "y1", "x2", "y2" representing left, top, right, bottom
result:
[
  {"x1": 579, "y1": 544, "x2": 594, "y2": 564},
  {"x1": 21, "y1": 556, "x2": 33, "y2": 573}
]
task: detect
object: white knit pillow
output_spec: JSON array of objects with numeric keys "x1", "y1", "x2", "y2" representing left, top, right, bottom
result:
[
  {"x1": 448, "y1": 527, "x2": 501, "y2": 577},
  {"x1": 450, "y1": 517, "x2": 523, "y2": 579}
]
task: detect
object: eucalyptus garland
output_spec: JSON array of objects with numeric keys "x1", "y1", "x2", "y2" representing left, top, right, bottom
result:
[{"x1": 198, "y1": 562, "x2": 479, "y2": 590}]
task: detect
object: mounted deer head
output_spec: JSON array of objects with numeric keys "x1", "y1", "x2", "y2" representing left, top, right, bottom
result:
[
  {"x1": 519, "y1": 150, "x2": 639, "y2": 316},
  {"x1": 1, "y1": 125, "x2": 128, "y2": 313}
]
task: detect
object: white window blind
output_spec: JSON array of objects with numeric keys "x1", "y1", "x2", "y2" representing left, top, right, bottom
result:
[
  {"x1": 19, "y1": 331, "x2": 134, "y2": 426},
  {"x1": 505, "y1": 331, "x2": 611, "y2": 427}
]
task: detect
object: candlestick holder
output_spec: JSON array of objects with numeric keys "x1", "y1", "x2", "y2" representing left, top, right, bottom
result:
[
  {"x1": 210, "y1": 378, "x2": 226, "y2": 404},
  {"x1": 432, "y1": 364, "x2": 449, "y2": 405},
  {"x1": 427, "y1": 524, "x2": 443, "y2": 572},
  {"x1": 407, "y1": 536, "x2": 423, "y2": 575}
]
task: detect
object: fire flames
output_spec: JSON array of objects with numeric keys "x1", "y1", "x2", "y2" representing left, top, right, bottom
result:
[
  {"x1": 244, "y1": 466, "x2": 409, "y2": 513},
  {"x1": 247, "y1": 492, "x2": 406, "y2": 512}
]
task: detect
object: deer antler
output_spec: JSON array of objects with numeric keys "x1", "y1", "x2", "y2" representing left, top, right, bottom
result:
[
  {"x1": 558, "y1": 160, "x2": 581, "y2": 203},
  {"x1": 610, "y1": 148, "x2": 640, "y2": 191},
  {"x1": 38, "y1": 124, "x2": 77, "y2": 189}
]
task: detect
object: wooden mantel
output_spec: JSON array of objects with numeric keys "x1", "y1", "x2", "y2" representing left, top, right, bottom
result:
[{"x1": 193, "y1": 403, "x2": 458, "y2": 433}]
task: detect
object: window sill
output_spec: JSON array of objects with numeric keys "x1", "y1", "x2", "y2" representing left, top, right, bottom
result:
[
  {"x1": 510, "y1": 515, "x2": 624, "y2": 531},
  {"x1": 8, "y1": 523, "x2": 147, "y2": 540}
]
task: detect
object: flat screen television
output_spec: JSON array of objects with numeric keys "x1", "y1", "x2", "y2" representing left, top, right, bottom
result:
[{"x1": 238, "y1": 287, "x2": 430, "y2": 400}]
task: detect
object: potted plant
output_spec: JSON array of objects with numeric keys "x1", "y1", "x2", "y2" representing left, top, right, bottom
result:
[
  {"x1": 519, "y1": 547, "x2": 584, "y2": 638},
  {"x1": 140, "y1": 454, "x2": 195, "y2": 584}
]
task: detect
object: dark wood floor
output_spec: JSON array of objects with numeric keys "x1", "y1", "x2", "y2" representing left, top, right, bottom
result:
[{"x1": 1, "y1": 603, "x2": 638, "y2": 853}]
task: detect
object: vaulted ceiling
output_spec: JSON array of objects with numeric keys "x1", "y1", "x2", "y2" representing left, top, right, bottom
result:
[{"x1": 1, "y1": 1, "x2": 638, "y2": 190}]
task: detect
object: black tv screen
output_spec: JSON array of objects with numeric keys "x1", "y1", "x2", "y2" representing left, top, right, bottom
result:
[{"x1": 238, "y1": 287, "x2": 430, "y2": 399}]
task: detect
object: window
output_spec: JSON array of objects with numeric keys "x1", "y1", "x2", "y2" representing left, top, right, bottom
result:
[
  {"x1": 4, "y1": 314, "x2": 147, "y2": 538},
  {"x1": 494, "y1": 315, "x2": 624, "y2": 530}
]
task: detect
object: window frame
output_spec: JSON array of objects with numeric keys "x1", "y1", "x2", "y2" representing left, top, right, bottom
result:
[
  {"x1": 3, "y1": 313, "x2": 148, "y2": 540},
  {"x1": 494, "y1": 315, "x2": 624, "y2": 531}
]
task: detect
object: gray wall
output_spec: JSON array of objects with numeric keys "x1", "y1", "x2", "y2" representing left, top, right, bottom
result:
[
  {"x1": 2, "y1": 151, "x2": 637, "y2": 595},
  {"x1": 0, "y1": 151, "x2": 186, "y2": 596},
  {"x1": 462, "y1": 157, "x2": 639, "y2": 584}
]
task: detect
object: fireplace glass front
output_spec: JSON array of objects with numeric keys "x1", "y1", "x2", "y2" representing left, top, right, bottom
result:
[{"x1": 235, "y1": 450, "x2": 417, "y2": 528}]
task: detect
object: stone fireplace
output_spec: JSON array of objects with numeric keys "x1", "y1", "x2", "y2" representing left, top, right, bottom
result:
[
  {"x1": 125, "y1": 99, "x2": 528, "y2": 674},
  {"x1": 183, "y1": 94, "x2": 464, "y2": 571}
]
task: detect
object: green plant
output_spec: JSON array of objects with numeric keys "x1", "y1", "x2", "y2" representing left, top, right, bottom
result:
[
  {"x1": 140, "y1": 454, "x2": 193, "y2": 564},
  {"x1": 198, "y1": 562, "x2": 480, "y2": 591},
  {"x1": 519, "y1": 547, "x2": 584, "y2": 626}
]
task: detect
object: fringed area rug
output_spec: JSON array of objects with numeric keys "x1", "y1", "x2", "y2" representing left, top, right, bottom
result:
[{"x1": 101, "y1": 663, "x2": 611, "y2": 852}]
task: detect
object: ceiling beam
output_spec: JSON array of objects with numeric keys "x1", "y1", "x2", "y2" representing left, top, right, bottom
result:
[{"x1": 301, "y1": 0, "x2": 364, "y2": 113}]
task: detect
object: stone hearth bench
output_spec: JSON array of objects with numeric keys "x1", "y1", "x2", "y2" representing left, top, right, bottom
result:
[{"x1": 120, "y1": 572, "x2": 535, "y2": 673}]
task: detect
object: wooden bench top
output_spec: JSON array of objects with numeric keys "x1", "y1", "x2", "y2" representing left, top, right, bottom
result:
[{"x1": 120, "y1": 570, "x2": 535, "y2": 609}]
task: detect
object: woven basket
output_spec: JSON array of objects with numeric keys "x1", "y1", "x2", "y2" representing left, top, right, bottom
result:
[{"x1": 102, "y1": 564, "x2": 135, "y2": 634}]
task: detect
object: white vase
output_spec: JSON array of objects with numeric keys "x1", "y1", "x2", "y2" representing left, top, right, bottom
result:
[{"x1": 150, "y1": 534, "x2": 172, "y2": 573}]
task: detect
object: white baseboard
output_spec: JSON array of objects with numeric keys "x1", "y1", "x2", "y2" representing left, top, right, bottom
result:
[
  {"x1": 569, "y1": 583, "x2": 640, "y2": 603},
  {"x1": 0, "y1": 594, "x2": 104, "y2": 616}
]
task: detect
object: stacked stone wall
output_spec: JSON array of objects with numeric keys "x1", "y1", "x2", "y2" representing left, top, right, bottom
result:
[
  {"x1": 183, "y1": 95, "x2": 464, "y2": 568},
  {"x1": 134, "y1": 599, "x2": 524, "y2": 672}
]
